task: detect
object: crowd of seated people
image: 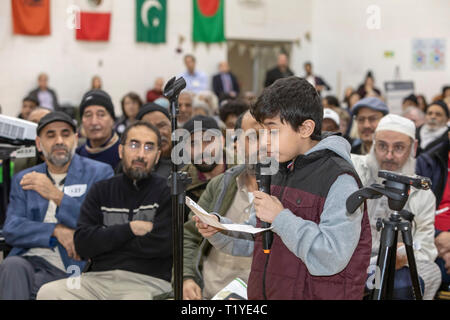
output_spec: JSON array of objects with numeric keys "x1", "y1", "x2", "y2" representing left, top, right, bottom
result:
[{"x1": 0, "y1": 53, "x2": 449, "y2": 301}]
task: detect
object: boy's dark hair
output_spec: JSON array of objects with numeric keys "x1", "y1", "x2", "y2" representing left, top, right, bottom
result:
[
  {"x1": 219, "y1": 99, "x2": 249, "y2": 123},
  {"x1": 120, "y1": 121, "x2": 162, "y2": 149},
  {"x1": 251, "y1": 76, "x2": 323, "y2": 140}
]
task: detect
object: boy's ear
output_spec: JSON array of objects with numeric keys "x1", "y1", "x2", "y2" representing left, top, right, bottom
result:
[{"x1": 299, "y1": 119, "x2": 316, "y2": 138}]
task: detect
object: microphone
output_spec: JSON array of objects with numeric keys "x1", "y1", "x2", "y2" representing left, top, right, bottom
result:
[{"x1": 256, "y1": 163, "x2": 273, "y2": 254}]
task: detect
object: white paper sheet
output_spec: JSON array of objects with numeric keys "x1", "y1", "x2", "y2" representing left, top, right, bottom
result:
[
  {"x1": 185, "y1": 196, "x2": 273, "y2": 235},
  {"x1": 212, "y1": 278, "x2": 248, "y2": 300}
]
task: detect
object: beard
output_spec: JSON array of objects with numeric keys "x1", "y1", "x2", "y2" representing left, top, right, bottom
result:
[
  {"x1": 194, "y1": 162, "x2": 218, "y2": 173},
  {"x1": 366, "y1": 146, "x2": 416, "y2": 184},
  {"x1": 123, "y1": 156, "x2": 154, "y2": 181},
  {"x1": 41, "y1": 143, "x2": 75, "y2": 167},
  {"x1": 193, "y1": 152, "x2": 220, "y2": 173}
]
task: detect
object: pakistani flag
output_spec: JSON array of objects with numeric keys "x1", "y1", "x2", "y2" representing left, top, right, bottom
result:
[
  {"x1": 136, "y1": 0, "x2": 166, "y2": 43},
  {"x1": 193, "y1": 0, "x2": 225, "y2": 43}
]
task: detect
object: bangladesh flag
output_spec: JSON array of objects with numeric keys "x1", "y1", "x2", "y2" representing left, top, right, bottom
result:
[
  {"x1": 193, "y1": 0, "x2": 225, "y2": 43},
  {"x1": 136, "y1": 0, "x2": 166, "y2": 43}
]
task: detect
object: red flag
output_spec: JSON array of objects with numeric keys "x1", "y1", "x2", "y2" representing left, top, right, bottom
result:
[
  {"x1": 76, "y1": 0, "x2": 112, "y2": 41},
  {"x1": 12, "y1": 0, "x2": 51, "y2": 36}
]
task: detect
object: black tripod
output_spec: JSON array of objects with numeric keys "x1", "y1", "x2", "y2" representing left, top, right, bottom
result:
[
  {"x1": 164, "y1": 77, "x2": 191, "y2": 300},
  {"x1": 346, "y1": 170, "x2": 431, "y2": 300}
]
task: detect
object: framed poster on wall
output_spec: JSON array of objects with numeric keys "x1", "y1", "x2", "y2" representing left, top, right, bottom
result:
[{"x1": 412, "y1": 38, "x2": 446, "y2": 71}]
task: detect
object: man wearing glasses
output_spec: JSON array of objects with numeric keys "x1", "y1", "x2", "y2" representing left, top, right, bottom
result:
[
  {"x1": 37, "y1": 122, "x2": 173, "y2": 300},
  {"x1": 351, "y1": 97, "x2": 389, "y2": 155},
  {"x1": 352, "y1": 114, "x2": 441, "y2": 300}
]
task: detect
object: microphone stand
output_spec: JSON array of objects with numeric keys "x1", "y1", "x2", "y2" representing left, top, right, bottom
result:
[{"x1": 164, "y1": 77, "x2": 191, "y2": 300}]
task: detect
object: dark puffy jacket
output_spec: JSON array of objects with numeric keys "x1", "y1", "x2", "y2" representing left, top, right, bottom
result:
[{"x1": 416, "y1": 138, "x2": 449, "y2": 207}]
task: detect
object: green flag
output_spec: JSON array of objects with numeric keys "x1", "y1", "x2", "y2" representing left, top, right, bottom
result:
[
  {"x1": 193, "y1": 0, "x2": 225, "y2": 43},
  {"x1": 136, "y1": 0, "x2": 167, "y2": 43}
]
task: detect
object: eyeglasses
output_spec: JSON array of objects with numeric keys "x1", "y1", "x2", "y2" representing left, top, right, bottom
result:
[
  {"x1": 125, "y1": 141, "x2": 156, "y2": 153},
  {"x1": 355, "y1": 115, "x2": 382, "y2": 125},
  {"x1": 375, "y1": 141, "x2": 411, "y2": 156}
]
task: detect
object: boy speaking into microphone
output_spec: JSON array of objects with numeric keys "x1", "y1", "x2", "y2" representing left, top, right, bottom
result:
[{"x1": 195, "y1": 77, "x2": 371, "y2": 300}]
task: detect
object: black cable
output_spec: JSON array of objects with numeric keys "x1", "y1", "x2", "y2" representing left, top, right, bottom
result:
[{"x1": 262, "y1": 253, "x2": 270, "y2": 300}]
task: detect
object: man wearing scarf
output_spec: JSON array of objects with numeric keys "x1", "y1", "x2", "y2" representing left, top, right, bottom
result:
[
  {"x1": 417, "y1": 100, "x2": 449, "y2": 157},
  {"x1": 76, "y1": 90, "x2": 121, "y2": 170}
]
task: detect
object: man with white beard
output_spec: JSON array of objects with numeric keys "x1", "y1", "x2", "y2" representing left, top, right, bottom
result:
[
  {"x1": 417, "y1": 100, "x2": 449, "y2": 157},
  {"x1": 0, "y1": 112, "x2": 114, "y2": 300},
  {"x1": 352, "y1": 114, "x2": 441, "y2": 300}
]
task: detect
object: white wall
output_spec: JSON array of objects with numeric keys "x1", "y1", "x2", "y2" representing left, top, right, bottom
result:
[
  {"x1": 227, "y1": 0, "x2": 313, "y2": 75},
  {"x1": 0, "y1": 0, "x2": 313, "y2": 117},
  {"x1": 311, "y1": 0, "x2": 450, "y2": 103},
  {"x1": 4, "y1": 0, "x2": 446, "y2": 118},
  {"x1": 0, "y1": 0, "x2": 227, "y2": 117}
]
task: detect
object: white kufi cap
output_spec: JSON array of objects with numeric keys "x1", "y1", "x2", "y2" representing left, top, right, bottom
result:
[{"x1": 375, "y1": 114, "x2": 416, "y2": 140}]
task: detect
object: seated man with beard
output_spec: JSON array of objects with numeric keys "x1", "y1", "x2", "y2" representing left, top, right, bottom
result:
[
  {"x1": 183, "y1": 111, "x2": 261, "y2": 300},
  {"x1": 352, "y1": 114, "x2": 441, "y2": 300},
  {"x1": 37, "y1": 122, "x2": 173, "y2": 300},
  {"x1": 416, "y1": 100, "x2": 449, "y2": 157},
  {"x1": 136, "y1": 103, "x2": 173, "y2": 178},
  {"x1": 181, "y1": 116, "x2": 234, "y2": 218},
  {"x1": 0, "y1": 112, "x2": 114, "y2": 300}
]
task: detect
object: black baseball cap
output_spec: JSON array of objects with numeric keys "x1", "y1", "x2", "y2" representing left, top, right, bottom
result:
[
  {"x1": 37, "y1": 111, "x2": 77, "y2": 136},
  {"x1": 183, "y1": 115, "x2": 220, "y2": 134}
]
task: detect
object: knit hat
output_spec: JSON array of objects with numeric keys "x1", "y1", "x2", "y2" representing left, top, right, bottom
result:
[
  {"x1": 136, "y1": 103, "x2": 171, "y2": 121},
  {"x1": 37, "y1": 111, "x2": 77, "y2": 136},
  {"x1": 425, "y1": 100, "x2": 449, "y2": 119},
  {"x1": 375, "y1": 114, "x2": 416, "y2": 140},
  {"x1": 80, "y1": 89, "x2": 115, "y2": 120},
  {"x1": 352, "y1": 97, "x2": 389, "y2": 117},
  {"x1": 154, "y1": 97, "x2": 170, "y2": 109},
  {"x1": 183, "y1": 115, "x2": 220, "y2": 134}
]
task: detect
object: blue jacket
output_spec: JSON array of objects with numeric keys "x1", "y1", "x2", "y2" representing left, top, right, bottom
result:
[
  {"x1": 3, "y1": 154, "x2": 114, "y2": 271},
  {"x1": 416, "y1": 138, "x2": 449, "y2": 207}
]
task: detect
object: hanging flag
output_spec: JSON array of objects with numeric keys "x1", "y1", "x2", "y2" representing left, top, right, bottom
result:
[
  {"x1": 76, "y1": 0, "x2": 112, "y2": 41},
  {"x1": 11, "y1": 0, "x2": 51, "y2": 36},
  {"x1": 136, "y1": 0, "x2": 167, "y2": 43},
  {"x1": 193, "y1": 0, "x2": 225, "y2": 43}
]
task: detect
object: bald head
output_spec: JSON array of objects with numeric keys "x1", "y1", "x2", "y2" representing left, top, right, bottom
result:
[
  {"x1": 219, "y1": 61, "x2": 230, "y2": 73},
  {"x1": 154, "y1": 77, "x2": 165, "y2": 91},
  {"x1": 28, "y1": 107, "x2": 51, "y2": 124},
  {"x1": 277, "y1": 54, "x2": 289, "y2": 69},
  {"x1": 38, "y1": 73, "x2": 48, "y2": 90}
]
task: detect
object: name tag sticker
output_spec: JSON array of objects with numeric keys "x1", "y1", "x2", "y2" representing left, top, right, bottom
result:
[{"x1": 64, "y1": 184, "x2": 87, "y2": 197}]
